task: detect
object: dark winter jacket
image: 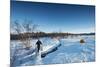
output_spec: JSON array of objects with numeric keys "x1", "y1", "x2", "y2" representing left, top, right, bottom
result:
[{"x1": 36, "y1": 40, "x2": 42, "y2": 52}]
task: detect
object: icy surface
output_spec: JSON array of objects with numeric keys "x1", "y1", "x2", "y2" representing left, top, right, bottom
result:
[{"x1": 10, "y1": 35, "x2": 95, "y2": 66}]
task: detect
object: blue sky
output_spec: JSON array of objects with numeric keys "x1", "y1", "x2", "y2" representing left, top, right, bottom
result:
[{"x1": 11, "y1": 1, "x2": 95, "y2": 33}]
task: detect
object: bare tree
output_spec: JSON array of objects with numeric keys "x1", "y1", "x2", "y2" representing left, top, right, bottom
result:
[{"x1": 11, "y1": 19, "x2": 38, "y2": 49}]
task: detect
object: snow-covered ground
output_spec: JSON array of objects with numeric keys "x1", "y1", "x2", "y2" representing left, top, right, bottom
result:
[{"x1": 10, "y1": 35, "x2": 95, "y2": 67}]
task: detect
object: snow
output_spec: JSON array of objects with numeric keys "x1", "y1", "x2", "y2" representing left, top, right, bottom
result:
[
  {"x1": 10, "y1": 38, "x2": 60, "y2": 66},
  {"x1": 10, "y1": 35, "x2": 95, "y2": 66},
  {"x1": 42, "y1": 40, "x2": 60, "y2": 54}
]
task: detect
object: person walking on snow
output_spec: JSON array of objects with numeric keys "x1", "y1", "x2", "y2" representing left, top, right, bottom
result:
[{"x1": 35, "y1": 39, "x2": 43, "y2": 55}]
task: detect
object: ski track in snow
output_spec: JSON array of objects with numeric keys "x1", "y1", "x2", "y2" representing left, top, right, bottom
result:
[{"x1": 10, "y1": 35, "x2": 95, "y2": 66}]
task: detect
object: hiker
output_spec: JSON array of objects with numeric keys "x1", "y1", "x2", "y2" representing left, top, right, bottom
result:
[{"x1": 35, "y1": 39, "x2": 43, "y2": 55}]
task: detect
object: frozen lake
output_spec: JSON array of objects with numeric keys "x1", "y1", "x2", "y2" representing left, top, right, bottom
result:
[{"x1": 10, "y1": 35, "x2": 95, "y2": 66}]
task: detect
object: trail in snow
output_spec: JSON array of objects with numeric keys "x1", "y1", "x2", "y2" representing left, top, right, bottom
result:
[
  {"x1": 10, "y1": 35, "x2": 95, "y2": 66},
  {"x1": 10, "y1": 38, "x2": 61, "y2": 66},
  {"x1": 35, "y1": 50, "x2": 43, "y2": 65}
]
